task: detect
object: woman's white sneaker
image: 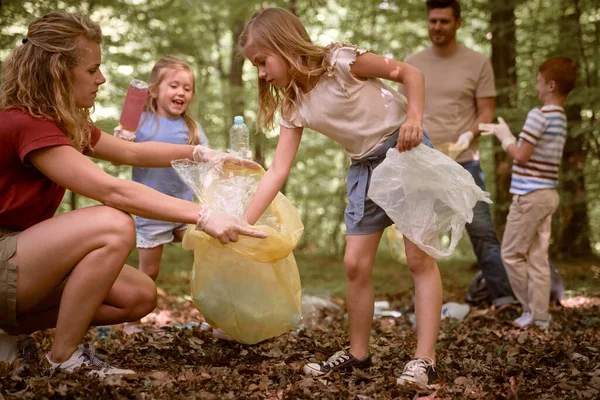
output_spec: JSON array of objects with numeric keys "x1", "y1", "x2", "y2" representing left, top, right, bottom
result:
[{"x1": 46, "y1": 343, "x2": 135, "y2": 378}]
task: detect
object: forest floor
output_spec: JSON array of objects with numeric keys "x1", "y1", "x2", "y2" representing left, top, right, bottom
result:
[{"x1": 1, "y1": 249, "x2": 599, "y2": 399}]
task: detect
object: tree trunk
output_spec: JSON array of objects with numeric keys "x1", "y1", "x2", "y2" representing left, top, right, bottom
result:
[
  {"x1": 553, "y1": 0, "x2": 592, "y2": 258},
  {"x1": 70, "y1": 191, "x2": 77, "y2": 211},
  {"x1": 228, "y1": 18, "x2": 245, "y2": 148},
  {"x1": 490, "y1": 0, "x2": 517, "y2": 237}
]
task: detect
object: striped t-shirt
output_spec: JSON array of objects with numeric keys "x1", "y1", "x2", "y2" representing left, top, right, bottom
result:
[{"x1": 510, "y1": 105, "x2": 567, "y2": 195}]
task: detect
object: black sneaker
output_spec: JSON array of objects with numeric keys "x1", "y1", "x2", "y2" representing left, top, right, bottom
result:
[
  {"x1": 303, "y1": 351, "x2": 371, "y2": 377},
  {"x1": 396, "y1": 357, "x2": 437, "y2": 389}
]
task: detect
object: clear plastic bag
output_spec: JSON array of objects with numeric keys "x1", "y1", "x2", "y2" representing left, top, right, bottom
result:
[
  {"x1": 367, "y1": 145, "x2": 492, "y2": 259},
  {"x1": 172, "y1": 159, "x2": 304, "y2": 344}
]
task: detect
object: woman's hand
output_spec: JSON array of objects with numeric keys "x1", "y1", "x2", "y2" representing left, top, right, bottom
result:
[
  {"x1": 114, "y1": 126, "x2": 136, "y2": 141},
  {"x1": 192, "y1": 145, "x2": 261, "y2": 169},
  {"x1": 396, "y1": 118, "x2": 423, "y2": 152}
]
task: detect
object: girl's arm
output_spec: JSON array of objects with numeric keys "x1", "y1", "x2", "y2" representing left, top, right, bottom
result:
[
  {"x1": 92, "y1": 131, "x2": 194, "y2": 167},
  {"x1": 245, "y1": 126, "x2": 303, "y2": 225},
  {"x1": 349, "y1": 52, "x2": 425, "y2": 151}
]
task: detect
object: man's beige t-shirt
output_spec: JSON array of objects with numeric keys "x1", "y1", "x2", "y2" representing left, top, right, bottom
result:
[{"x1": 403, "y1": 45, "x2": 495, "y2": 163}]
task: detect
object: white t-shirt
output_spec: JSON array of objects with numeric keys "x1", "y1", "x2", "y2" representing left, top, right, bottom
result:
[{"x1": 280, "y1": 43, "x2": 408, "y2": 160}]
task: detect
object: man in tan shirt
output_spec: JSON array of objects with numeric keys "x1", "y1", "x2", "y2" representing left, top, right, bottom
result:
[{"x1": 402, "y1": 0, "x2": 515, "y2": 308}]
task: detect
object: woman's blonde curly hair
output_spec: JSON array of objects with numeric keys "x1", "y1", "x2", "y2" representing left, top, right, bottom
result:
[{"x1": 0, "y1": 11, "x2": 103, "y2": 152}]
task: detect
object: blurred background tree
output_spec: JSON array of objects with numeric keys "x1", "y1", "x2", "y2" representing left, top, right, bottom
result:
[{"x1": 1, "y1": 0, "x2": 598, "y2": 260}]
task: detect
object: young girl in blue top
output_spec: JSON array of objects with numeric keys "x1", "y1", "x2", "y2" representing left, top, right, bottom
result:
[
  {"x1": 129, "y1": 56, "x2": 208, "y2": 282},
  {"x1": 116, "y1": 56, "x2": 234, "y2": 339},
  {"x1": 240, "y1": 8, "x2": 442, "y2": 388}
]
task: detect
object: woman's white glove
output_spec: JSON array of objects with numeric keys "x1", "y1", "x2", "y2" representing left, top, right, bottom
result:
[
  {"x1": 479, "y1": 117, "x2": 516, "y2": 151},
  {"x1": 114, "y1": 126, "x2": 136, "y2": 141},
  {"x1": 196, "y1": 206, "x2": 267, "y2": 244},
  {"x1": 193, "y1": 145, "x2": 261, "y2": 169}
]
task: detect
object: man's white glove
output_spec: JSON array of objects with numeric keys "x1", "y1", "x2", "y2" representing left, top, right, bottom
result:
[
  {"x1": 455, "y1": 131, "x2": 474, "y2": 149},
  {"x1": 114, "y1": 126, "x2": 136, "y2": 141},
  {"x1": 479, "y1": 117, "x2": 516, "y2": 151},
  {"x1": 193, "y1": 145, "x2": 261, "y2": 169},
  {"x1": 448, "y1": 131, "x2": 473, "y2": 158},
  {"x1": 196, "y1": 206, "x2": 267, "y2": 244}
]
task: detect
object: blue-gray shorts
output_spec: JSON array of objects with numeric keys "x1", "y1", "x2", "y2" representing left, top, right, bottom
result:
[{"x1": 345, "y1": 130, "x2": 434, "y2": 235}]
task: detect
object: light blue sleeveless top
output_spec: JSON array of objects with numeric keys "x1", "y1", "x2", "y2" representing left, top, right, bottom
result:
[{"x1": 132, "y1": 112, "x2": 208, "y2": 202}]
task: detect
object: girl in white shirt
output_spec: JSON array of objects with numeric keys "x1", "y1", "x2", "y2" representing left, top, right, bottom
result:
[{"x1": 240, "y1": 7, "x2": 441, "y2": 389}]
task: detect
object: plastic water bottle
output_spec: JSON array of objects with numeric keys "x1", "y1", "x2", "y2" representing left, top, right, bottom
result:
[{"x1": 229, "y1": 115, "x2": 251, "y2": 160}]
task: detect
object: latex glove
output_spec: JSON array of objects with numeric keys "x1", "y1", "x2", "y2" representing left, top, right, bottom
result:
[
  {"x1": 478, "y1": 117, "x2": 516, "y2": 151},
  {"x1": 196, "y1": 206, "x2": 267, "y2": 244},
  {"x1": 193, "y1": 145, "x2": 261, "y2": 169},
  {"x1": 448, "y1": 131, "x2": 473, "y2": 157},
  {"x1": 455, "y1": 131, "x2": 474, "y2": 149},
  {"x1": 114, "y1": 126, "x2": 136, "y2": 141}
]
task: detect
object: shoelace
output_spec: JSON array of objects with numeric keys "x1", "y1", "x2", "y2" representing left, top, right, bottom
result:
[
  {"x1": 404, "y1": 357, "x2": 435, "y2": 376},
  {"x1": 78, "y1": 344, "x2": 109, "y2": 369},
  {"x1": 324, "y1": 353, "x2": 350, "y2": 368}
]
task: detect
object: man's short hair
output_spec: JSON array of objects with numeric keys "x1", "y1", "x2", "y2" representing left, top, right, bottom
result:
[
  {"x1": 426, "y1": 0, "x2": 461, "y2": 20},
  {"x1": 539, "y1": 57, "x2": 577, "y2": 96}
]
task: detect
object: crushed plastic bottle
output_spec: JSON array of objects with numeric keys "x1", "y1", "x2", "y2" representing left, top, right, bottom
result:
[{"x1": 95, "y1": 326, "x2": 114, "y2": 340}]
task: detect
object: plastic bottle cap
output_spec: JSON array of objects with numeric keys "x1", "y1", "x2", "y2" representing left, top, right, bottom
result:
[{"x1": 234, "y1": 116, "x2": 244, "y2": 124}]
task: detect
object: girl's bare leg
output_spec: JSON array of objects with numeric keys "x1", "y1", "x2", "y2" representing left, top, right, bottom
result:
[
  {"x1": 344, "y1": 231, "x2": 384, "y2": 360},
  {"x1": 403, "y1": 236, "x2": 442, "y2": 360}
]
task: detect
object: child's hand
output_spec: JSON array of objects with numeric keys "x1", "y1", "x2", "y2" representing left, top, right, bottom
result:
[
  {"x1": 114, "y1": 126, "x2": 136, "y2": 141},
  {"x1": 193, "y1": 145, "x2": 261, "y2": 169},
  {"x1": 479, "y1": 117, "x2": 516, "y2": 150},
  {"x1": 396, "y1": 119, "x2": 423, "y2": 152},
  {"x1": 196, "y1": 206, "x2": 267, "y2": 244}
]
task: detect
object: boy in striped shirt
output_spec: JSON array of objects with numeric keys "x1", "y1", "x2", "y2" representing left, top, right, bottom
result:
[{"x1": 479, "y1": 57, "x2": 577, "y2": 329}]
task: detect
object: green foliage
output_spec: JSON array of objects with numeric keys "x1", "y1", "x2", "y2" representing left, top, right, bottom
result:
[{"x1": 1, "y1": 0, "x2": 598, "y2": 256}]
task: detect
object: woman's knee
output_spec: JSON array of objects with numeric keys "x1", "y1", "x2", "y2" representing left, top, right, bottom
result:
[
  {"x1": 95, "y1": 207, "x2": 136, "y2": 249},
  {"x1": 125, "y1": 275, "x2": 157, "y2": 319}
]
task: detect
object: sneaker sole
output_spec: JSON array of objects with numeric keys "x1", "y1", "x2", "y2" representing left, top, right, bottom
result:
[
  {"x1": 396, "y1": 376, "x2": 433, "y2": 390},
  {"x1": 303, "y1": 364, "x2": 329, "y2": 377}
]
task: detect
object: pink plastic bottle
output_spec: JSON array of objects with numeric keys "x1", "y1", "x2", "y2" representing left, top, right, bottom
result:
[{"x1": 119, "y1": 79, "x2": 149, "y2": 131}]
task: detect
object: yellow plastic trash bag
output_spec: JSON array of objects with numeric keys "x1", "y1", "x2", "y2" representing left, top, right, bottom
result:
[{"x1": 173, "y1": 159, "x2": 304, "y2": 344}]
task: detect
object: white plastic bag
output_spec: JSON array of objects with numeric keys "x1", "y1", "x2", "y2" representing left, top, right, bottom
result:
[{"x1": 367, "y1": 145, "x2": 491, "y2": 259}]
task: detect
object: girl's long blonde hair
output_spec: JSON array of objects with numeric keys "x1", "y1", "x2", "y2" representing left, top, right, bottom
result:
[
  {"x1": 239, "y1": 8, "x2": 329, "y2": 129},
  {"x1": 0, "y1": 12, "x2": 102, "y2": 152},
  {"x1": 141, "y1": 56, "x2": 199, "y2": 145}
]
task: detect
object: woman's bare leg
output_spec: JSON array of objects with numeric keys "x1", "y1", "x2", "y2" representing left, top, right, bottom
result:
[{"x1": 8, "y1": 206, "x2": 156, "y2": 362}]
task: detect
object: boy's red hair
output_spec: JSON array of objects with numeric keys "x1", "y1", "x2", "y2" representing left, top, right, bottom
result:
[{"x1": 539, "y1": 57, "x2": 577, "y2": 96}]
